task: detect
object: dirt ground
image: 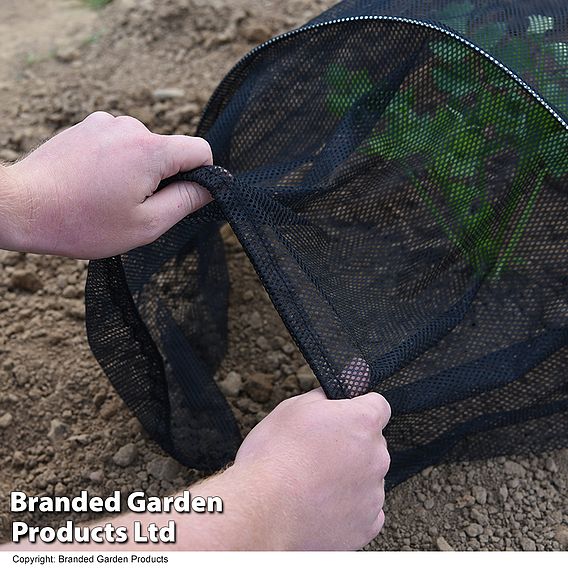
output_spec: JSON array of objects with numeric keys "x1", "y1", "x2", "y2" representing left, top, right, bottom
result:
[{"x1": 0, "y1": 0, "x2": 567, "y2": 551}]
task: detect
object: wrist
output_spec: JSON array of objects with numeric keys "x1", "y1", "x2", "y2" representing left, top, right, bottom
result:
[{"x1": 0, "y1": 163, "x2": 34, "y2": 253}]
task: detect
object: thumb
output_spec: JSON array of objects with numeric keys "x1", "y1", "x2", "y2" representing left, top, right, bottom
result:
[{"x1": 139, "y1": 133, "x2": 214, "y2": 234}]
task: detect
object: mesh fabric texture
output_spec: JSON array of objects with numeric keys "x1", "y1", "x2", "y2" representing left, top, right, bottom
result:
[{"x1": 86, "y1": 0, "x2": 568, "y2": 488}]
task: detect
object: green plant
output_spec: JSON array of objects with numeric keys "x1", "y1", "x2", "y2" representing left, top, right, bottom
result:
[
  {"x1": 325, "y1": 37, "x2": 568, "y2": 278},
  {"x1": 325, "y1": 64, "x2": 375, "y2": 117},
  {"x1": 434, "y1": 3, "x2": 568, "y2": 115}
]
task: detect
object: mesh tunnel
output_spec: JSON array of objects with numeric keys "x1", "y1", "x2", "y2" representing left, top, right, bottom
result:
[{"x1": 86, "y1": 0, "x2": 568, "y2": 488}]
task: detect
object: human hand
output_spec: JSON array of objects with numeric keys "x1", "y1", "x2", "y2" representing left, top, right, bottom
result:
[
  {"x1": 1, "y1": 111, "x2": 213, "y2": 259},
  {"x1": 233, "y1": 384, "x2": 391, "y2": 550}
]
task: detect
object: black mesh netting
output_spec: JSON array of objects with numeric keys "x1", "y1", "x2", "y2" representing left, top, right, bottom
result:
[{"x1": 85, "y1": 0, "x2": 568, "y2": 488}]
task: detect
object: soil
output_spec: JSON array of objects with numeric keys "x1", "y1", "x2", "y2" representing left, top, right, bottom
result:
[{"x1": 0, "y1": 0, "x2": 567, "y2": 551}]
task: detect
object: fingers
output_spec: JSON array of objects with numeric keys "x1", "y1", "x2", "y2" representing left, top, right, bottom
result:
[
  {"x1": 357, "y1": 392, "x2": 391, "y2": 430},
  {"x1": 140, "y1": 181, "x2": 213, "y2": 241},
  {"x1": 377, "y1": 442, "x2": 391, "y2": 478},
  {"x1": 155, "y1": 134, "x2": 213, "y2": 179},
  {"x1": 371, "y1": 510, "x2": 386, "y2": 538},
  {"x1": 136, "y1": 135, "x2": 214, "y2": 241},
  {"x1": 83, "y1": 110, "x2": 116, "y2": 124}
]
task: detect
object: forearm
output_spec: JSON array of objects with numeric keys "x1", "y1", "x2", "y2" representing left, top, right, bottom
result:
[
  {"x1": 112, "y1": 464, "x2": 284, "y2": 551},
  {"x1": 144, "y1": 464, "x2": 284, "y2": 551},
  {"x1": 0, "y1": 163, "x2": 31, "y2": 253},
  {"x1": 2, "y1": 463, "x2": 285, "y2": 551}
]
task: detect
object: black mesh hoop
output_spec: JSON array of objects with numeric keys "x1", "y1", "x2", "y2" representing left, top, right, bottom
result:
[{"x1": 86, "y1": 0, "x2": 568, "y2": 488}]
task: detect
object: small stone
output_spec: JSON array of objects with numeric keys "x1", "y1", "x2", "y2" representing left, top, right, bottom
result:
[
  {"x1": 12, "y1": 451, "x2": 25, "y2": 468},
  {"x1": 436, "y1": 536, "x2": 454, "y2": 551},
  {"x1": 147, "y1": 457, "x2": 181, "y2": 481},
  {"x1": 152, "y1": 88, "x2": 185, "y2": 101},
  {"x1": 56, "y1": 47, "x2": 79, "y2": 63},
  {"x1": 249, "y1": 311, "x2": 262, "y2": 329},
  {"x1": 236, "y1": 397, "x2": 261, "y2": 415},
  {"x1": 243, "y1": 290, "x2": 254, "y2": 301},
  {"x1": 554, "y1": 525, "x2": 568, "y2": 547},
  {"x1": 503, "y1": 460, "x2": 525, "y2": 477},
  {"x1": 0, "y1": 250, "x2": 22, "y2": 266},
  {"x1": 282, "y1": 342, "x2": 295, "y2": 355},
  {"x1": 464, "y1": 523, "x2": 483, "y2": 538},
  {"x1": 9, "y1": 270, "x2": 43, "y2": 292},
  {"x1": 263, "y1": 352, "x2": 281, "y2": 372},
  {"x1": 62, "y1": 285, "x2": 79, "y2": 299},
  {"x1": 423, "y1": 498, "x2": 435, "y2": 510},
  {"x1": 256, "y1": 336, "x2": 270, "y2": 350},
  {"x1": 472, "y1": 486, "x2": 487, "y2": 505},
  {"x1": 48, "y1": 419, "x2": 68, "y2": 443},
  {"x1": 245, "y1": 372, "x2": 273, "y2": 403},
  {"x1": 165, "y1": 103, "x2": 200, "y2": 123},
  {"x1": 470, "y1": 508, "x2": 487, "y2": 525},
  {"x1": 89, "y1": 470, "x2": 104, "y2": 483},
  {"x1": 112, "y1": 443, "x2": 138, "y2": 467},
  {"x1": 0, "y1": 413, "x2": 13, "y2": 429},
  {"x1": 56, "y1": 275, "x2": 68, "y2": 289},
  {"x1": 241, "y1": 23, "x2": 273, "y2": 43},
  {"x1": 219, "y1": 371, "x2": 243, "y2": 397},
  {"x1": 0, "y1": 148, "x2": 19, "y2": 162},
  {"x1": 520, "y1": 537, "x2": 536, "y2": 551},
  {"x1": 545, "y1": 457, "x2": 558, "y2": 473},
  {"x1": 65, "y1": 302, "x2": 85, "y2": 320},
  {"x1": 297, "y1": 364, "x2": 318, "y2": 390},
  {"x1": 100, "y1": 399, "x2": 121, "y2": 419}
]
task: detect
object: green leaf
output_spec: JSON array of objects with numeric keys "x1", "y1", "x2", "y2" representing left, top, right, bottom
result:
[
  {"x1": 430, "y1": 40, "x2": 469, "y2": 63},
  {"x1": 474, "y1": 90, "x2": 502, "y2": 125},
  {"x1": 362, "y1": 89, "x2": 437, "y2": 160},
  {"x1": 527, "y1": 15, "x2": 554, "y2": 35},
  {"x1": 351, "y1": 69, "x2": 374, "y2": 95},
  {"x1": 384, "y1": 89, "x2": 415, "y2": 118},
  {"x1": 325, "y1": 64, "x2": 375, "y2": 117},
  {"x1": 326, "y1": 94, "x2": 352, "y2": 117},
  {"x1": 363, "y1": 134, "x2": 398, "y2": 160},
  {"x1": 325, "y1": 63, "x2": 350, "y2": 90},
  {"x1": 544, "y1": 42, "x2": 568, "y2": 66},
  {"x1": 483, "y1": 90, "x2": 532, "y2": 139},
  {"x1": 435, "y1": 153, "x2": 481, "y2": 179},
  {"x1": 433, "y1": 66, "x2": 479, "y2": 97}
]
